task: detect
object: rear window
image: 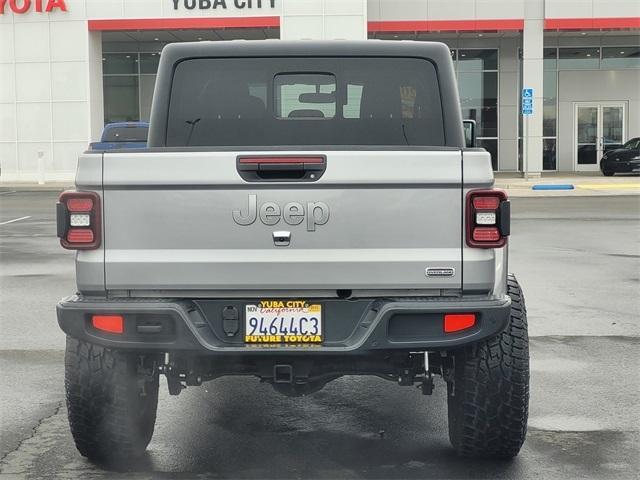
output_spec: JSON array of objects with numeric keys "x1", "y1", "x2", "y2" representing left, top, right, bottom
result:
[
  {"x1": 166, "y1": 57, "x2": 444, "y2": 147},
  {"x1": 104, "y1": 126, "x2": 148, "y2": 142}
]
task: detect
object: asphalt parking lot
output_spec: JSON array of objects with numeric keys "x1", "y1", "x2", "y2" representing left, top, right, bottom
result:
[{"x1": 1, "y1": 191, "x2": 639, "y2": 479}]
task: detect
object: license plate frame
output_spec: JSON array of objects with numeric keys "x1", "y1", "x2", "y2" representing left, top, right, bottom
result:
[{"x1": 244, "y1": 300, "x2": 322, "y2": 344}]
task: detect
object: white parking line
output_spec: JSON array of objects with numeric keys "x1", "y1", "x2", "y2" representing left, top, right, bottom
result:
[
  {"x1": 0, "y1": 190, "x2": 17, "y2": 196},
  {"x1": 0, "y1": 216, "x2": 32, "y2": 225}
]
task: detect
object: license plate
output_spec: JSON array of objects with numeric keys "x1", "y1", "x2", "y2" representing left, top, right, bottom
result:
[{"x1": 245, "y1": 300, "x2": 322, "y2": 344}]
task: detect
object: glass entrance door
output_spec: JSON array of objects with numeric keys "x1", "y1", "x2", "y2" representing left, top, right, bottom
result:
[
  {"x1": 575, "y1": 103, "x2": 626, "y2": 171},
  {"x1": 576, "y1": 105, "x2": 598, "y2": 170}
]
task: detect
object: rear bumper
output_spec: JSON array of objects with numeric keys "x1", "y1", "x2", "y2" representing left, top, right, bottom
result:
[{"x1": 57, "y1": 295, "x2": 511, "y2": 355}]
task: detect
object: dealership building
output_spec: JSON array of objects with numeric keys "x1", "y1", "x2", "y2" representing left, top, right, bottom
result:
[{"x1": 0, "y1": 0, "x2": 638, "y2": 182}]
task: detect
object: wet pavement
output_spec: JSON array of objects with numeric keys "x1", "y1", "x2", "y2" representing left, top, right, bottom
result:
[{"x1": 1, "y1": 192, "x2": 639, "y2": 479}]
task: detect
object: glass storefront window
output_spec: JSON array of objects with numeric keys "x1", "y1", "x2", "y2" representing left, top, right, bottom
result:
[
  {"x1": 458, "y1": 71, "x2": 498, "y2": 137},
  {"x1": 454, "y1": 49, "x2": 498, "y2": 170},
  {"x1": 543, "y1": 138, "x2": 556, "y2": 170},
  {"x1": 543, "y1": 48, "x2": 557, "y2": 70},
  {"x1": 558, "y1": 47, "x2": 600, "y2": 69},
  {"x1": 103, "y1": 53, "x2": 138, "y2": 75},
  {"x1": 477, "y1": 139, "x2": 498, "y2": 170},
  {"x1": 103, "y1": 51, "x2": 162, "y2": 124},
  {"x1": 601, "y1": 46, "x2": 640, "y2": 69},
  {"x1": 457, "y1": 49, "x2": 498, "y2": 71},
  {"x1": 543, "y1": 70, "x2": 557, "y2": 137},
  {"x1": 104, "y1": 76, "x2": 139, "y2": 123},
  {"x1": 139, "y1": 75, "x2": 157, "y2": 122},
  {"x1": 140, "y1": 53, "x2": 161, "y2": 74}
]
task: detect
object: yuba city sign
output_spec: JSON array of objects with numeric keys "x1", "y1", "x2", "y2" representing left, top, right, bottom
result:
[
  {"x1": 0, "y1": 0, "x2": 67, "y2": 14},
  {"x1": 172, "y1": 0, "x2": 276, "y2": 10}
]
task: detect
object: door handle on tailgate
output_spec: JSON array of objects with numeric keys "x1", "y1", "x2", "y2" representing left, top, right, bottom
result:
[{"x1": 237, "y1": 155, "x2": 326, "y2": 182}]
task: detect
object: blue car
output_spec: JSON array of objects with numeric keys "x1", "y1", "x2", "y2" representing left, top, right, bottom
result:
[{"x1": 89, "y1": 122, "x2": 149, "y2": 150}]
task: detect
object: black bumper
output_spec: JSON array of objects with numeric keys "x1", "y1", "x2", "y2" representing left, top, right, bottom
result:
[{"x1": 57, "y1": 295, "x2": 511, "y2": 355}]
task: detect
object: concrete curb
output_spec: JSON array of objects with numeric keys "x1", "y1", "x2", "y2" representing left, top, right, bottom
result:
[{"x1": 0, "y1": 185, "x2": 71, "y2": 193}]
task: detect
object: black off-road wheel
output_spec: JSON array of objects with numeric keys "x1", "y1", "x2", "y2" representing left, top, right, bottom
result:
[
  {"x1": 447, "y1": 274, "x2": 529, "y2": 458},
  {"x1": 64, "y1": 337, "x2": 160, "y2": 464},
  {"x1": 602, "y1": 170, "x2": 615, "y2": 177}
]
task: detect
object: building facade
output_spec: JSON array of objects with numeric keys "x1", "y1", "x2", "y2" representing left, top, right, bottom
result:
[{"x1": 1, "y1": 0, "x2": 638, "y2": 182}]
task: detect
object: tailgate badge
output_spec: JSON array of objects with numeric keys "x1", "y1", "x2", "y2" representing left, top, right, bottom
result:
[
  {"x1": 426, "y1": 267, "x2": 455, "y2": 278},
  {"x1": 273, "y1": 231, "x2": 291, "y2": 247},
  {"x1": 233, "y1": 195, "x2": 330, "y2": 232}
]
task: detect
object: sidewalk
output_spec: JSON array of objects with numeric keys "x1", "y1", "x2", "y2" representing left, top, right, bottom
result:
[
  {"x1": 0, "y1": 182, "x2": 72, "y2": 193},
  {"x1": 494, "y1": 172, "x2": 640, "y2": 197},
  {"x1": 1, "y1": 173, "x2": 639, "y2": 197}
]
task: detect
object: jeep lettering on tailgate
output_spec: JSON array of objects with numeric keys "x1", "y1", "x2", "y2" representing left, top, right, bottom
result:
[{"x1": 232, "y1": 194, "x2": 330, "y2": 231}]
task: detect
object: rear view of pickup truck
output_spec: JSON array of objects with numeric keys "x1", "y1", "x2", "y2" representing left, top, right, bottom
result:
[{"x1": 56, "y1": 40, "x2": 529, "y2": 463}]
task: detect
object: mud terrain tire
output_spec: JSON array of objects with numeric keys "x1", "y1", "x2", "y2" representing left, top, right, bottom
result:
[
  {"x1": 447, "y1": 274, "x2": 529, "y2": 458},
  {"x1": 64, "y1": 337, "x2": 159, "y2": 463}
]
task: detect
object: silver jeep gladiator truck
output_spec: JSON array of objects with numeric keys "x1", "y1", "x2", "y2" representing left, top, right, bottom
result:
[{"x1": 56, "y1": 40, "x2": 529, "y2": 463}]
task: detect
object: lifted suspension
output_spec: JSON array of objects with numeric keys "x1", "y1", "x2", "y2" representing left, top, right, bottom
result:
[
  {"x1": 397, "y1": 352, "x2": 442, "y2": 395},
  {"x1": 155, "y1": 351, "x2": 451, "y2": 397},
  {"x1": 158, "y1": 353, "x2": 203, "y2": 395}
]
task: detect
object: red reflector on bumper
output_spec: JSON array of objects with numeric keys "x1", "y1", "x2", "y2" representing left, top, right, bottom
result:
[
  {"x1": 67, "y1": 228, "x2": 94, "y2": 243},
  {"x1": 444, "y1": 314, "x2": 476, "y2": 333},
  {"x1": 472, "y1": 227, "x2": 500, "y2": 242},
  {"x1": 92, "y1": 315, "x2": 124, "y2": 334}
]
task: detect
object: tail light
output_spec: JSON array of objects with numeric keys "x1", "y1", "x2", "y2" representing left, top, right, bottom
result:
[
  {"x1": 57, "y1": 191, "x2": 101, "y2": 250},
  {"x1": 466, "y1": 189, "x2": 510, "y2": 248}
]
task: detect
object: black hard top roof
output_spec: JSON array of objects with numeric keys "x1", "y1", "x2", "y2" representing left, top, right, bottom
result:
[{"x1": 160, "y1": 39, "x2": 452, "y2": 60}]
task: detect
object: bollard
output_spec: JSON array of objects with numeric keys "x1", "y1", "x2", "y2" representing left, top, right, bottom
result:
[{"x1": 37, "y1": 151, "x2": 45, "y2": 185}]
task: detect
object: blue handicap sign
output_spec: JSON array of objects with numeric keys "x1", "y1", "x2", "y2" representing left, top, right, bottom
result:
[{"x1": 522, "y1": 88, "x2": 534, "y2": 115}]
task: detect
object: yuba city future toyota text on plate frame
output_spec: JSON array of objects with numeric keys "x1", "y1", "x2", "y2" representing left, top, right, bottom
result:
[{"x1": 244, "y1": 300, "x2": 322, "y2": 344}]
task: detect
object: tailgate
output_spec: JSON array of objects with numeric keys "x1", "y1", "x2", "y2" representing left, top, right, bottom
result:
[{"x1": 102, "y1": 150, "x2": 462, "y2": 293}]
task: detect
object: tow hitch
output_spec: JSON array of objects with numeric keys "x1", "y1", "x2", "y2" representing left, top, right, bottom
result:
[
  {"x1": 273, "y1": 364, "x2": 294, "y2": 384},
  {"x1": 159, "y1": 353, "x2": 202, "y2": 396},
  {"x1": 398, "y1": 352, "x2": 436, "y2": 395}
]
